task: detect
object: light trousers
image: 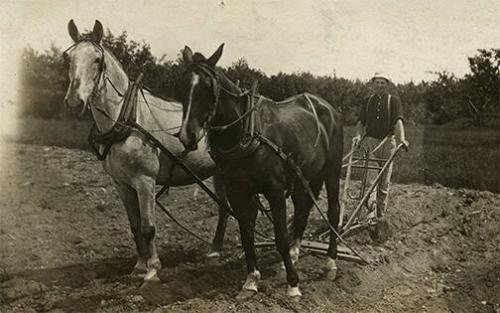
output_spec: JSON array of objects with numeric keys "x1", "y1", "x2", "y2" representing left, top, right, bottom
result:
[{"x1": 361, "y1": 135, "x2": 397, "y2": 216}]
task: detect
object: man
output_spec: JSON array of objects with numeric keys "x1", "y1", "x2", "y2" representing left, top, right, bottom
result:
[{"x1": 352, "y1": 71, "x2": 409, "y2": 222}]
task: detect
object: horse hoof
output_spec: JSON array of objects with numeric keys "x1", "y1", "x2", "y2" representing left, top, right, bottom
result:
[
  {"x1": 324, "y1": 257, "x2": 338, "y2": 281},
  {"x1": 287, "y1": 285, "x2": 302, "y2": 297},
  {"x1": 205, "y1": 251, "x2": 222, "y2": 266},
  {"x1": 206, "y1": 251, "x2": 221, "y2": 259},
  {"x1": 325, "y1": 268, "x2": 338, "y2": 281},
  {"x1": 143, "y1": 269, "x2": 160, "y2": 282},
  {"x1": 236, "y1": 289, "x2": 257, "y2": 301}
]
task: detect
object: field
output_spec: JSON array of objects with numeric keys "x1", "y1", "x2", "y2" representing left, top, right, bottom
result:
[
  {"x1": 0, "y1": 118, "x2": 499, "y2": 312},
  {"x1": 6, "y1": 117, "x2": 500, "y2": 192}
]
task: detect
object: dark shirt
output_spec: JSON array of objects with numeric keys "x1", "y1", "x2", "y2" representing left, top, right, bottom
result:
[{"x1": 359, "y1": 93, "x2": 403, "y2": 139}]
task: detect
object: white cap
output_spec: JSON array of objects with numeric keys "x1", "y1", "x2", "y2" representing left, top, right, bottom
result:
[{"x1": 371, "y1": 71, "x2": 392, "y2": 83}]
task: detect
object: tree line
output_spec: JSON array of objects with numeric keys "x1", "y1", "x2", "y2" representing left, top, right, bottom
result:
[{"x1": 20, "y1": 29, "x2": 499, "y2": 126}]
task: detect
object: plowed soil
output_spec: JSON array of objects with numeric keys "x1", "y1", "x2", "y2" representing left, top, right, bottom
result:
[{"x1": 1, "y1": 143, "x2": 499, "y2": 312}]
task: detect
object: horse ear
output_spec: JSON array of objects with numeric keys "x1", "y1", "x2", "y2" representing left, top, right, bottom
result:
[
  {"x1": 68, "y1": 19, "x2": 81, "y2": 42},
  {"x1": 207, "y1": 43, "x2": 224, "y2": 66},
  {"x1": 183, "y1": 46, "x2": 194, "y2": 64},
  {"x1": 91, "y1": 20, "x2": 104, "y2": 43}
]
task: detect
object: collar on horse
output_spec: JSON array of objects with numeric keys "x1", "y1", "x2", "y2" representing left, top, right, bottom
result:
[
  {"x1": 88, "y1": 74, "x2": 142, "y2": 160},
  {"x1": 189, "y1": 63, "x2": 264, "y2": 161}
]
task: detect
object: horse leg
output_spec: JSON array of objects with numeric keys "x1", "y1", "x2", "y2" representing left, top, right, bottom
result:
[
  {"x1": 135, "y1": 175, "x2": 161, "y2": 282},
  {"x1": 113, "y1": 181, "x2": 148, "y2": 277},
  {"x1": 289, "y1": 176, "x2": 324, "y2": 266},
  {"x1": 227, "y1": 189, "x2": 259, "y2": 299},
  {"x1": 207, "y1": 174, "x2": 231, "y2": 259},
  {"x1": 265, "y1": 187, "x2": 301, "y2": 297},
  {"x1": 324, "y1": 150, "x2": 342, "y2": 280}
]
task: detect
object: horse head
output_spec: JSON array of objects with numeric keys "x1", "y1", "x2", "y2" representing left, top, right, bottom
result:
[
  {"x1": 175, "y1": 44, "x2": 224, "y2": 150},
  {"x1": 63, "y1": 19, "x2": 105, "y2": 117}
]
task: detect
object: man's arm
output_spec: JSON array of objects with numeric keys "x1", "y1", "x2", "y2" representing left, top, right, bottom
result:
[
  {"x1": 354, "y1": 120, "x2": 366, "y2": 140},
  {"x1": 394, "y1": 119, "x2": 406, "y2": 142},
  {"x1": 353, "y1": 99, "x2": 368, "y2": 145},
  {"x1": 391, "y1": 96, "x2": 409, "y2": 149}
]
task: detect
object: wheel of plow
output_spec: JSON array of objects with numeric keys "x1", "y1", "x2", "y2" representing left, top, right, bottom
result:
[{"x1": 368, "y1": 218, "x2": 392, "y2": 244}]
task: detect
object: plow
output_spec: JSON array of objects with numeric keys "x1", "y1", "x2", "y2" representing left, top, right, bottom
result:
[{"x1": 252, "y1": 137, "x2": 405, "y2": 264}]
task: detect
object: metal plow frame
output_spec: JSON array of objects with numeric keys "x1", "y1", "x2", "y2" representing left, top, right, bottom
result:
[{"x1": 254, "y1": 136, "x2": 405, "y2": 264}]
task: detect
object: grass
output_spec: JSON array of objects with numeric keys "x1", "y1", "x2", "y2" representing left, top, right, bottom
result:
[
  {"x1": 343, "y1": 125, "x2": 499, "y2": 192},
  {"x1": 2, "y1": 117, "x2": 499, "y2": 192},
  {"x1": 2, "y1": 117, "x2": 92, "y2": 150}
]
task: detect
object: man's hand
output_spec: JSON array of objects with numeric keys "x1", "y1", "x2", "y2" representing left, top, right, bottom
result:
[
  {"x1": 399, "y1": 139, "x2": 410, "y2": 152},
  {"x1": 352, "y1": 134, "x2": 362, "y2": 147}
]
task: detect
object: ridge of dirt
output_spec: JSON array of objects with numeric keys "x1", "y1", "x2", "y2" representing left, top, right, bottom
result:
[{"x1": 0, "y1": 143, "x2": 499, "y2": 313}]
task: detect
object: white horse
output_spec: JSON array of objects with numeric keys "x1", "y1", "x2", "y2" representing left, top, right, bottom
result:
[{"x1": 63, "y1": 19, "x2": 231, "y2": 282}]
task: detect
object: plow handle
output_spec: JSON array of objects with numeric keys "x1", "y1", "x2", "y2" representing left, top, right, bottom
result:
[{"x1": 341, "y1": 143, "x2": 405, "y2": 233}]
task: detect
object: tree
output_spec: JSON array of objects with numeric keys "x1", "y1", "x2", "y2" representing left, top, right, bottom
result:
[
  {"x1": 423, "y1": 71, "x2": 465, "y2": 124},
  {"x1": 224, "y1": 58, "x2": 268, "y2": 90},
  {"x1": 19, "y1": 44, "x2": 69, "y2": 118},
  {"x1": 19, "y1": 29, "x2": 184, "y2": 119},
  {"x1": 465, "y1": 49, "x2": 500, "y2": 126},
  {"x1": 101, "y1": 30, "x2": 181, "y2": 98}
]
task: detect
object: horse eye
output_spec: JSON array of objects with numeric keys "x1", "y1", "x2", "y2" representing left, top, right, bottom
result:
[{"x1": 94, "y1": 58, "x2": 101, "y2": 64}]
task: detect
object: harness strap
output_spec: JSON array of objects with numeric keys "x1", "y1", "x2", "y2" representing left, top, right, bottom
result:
[
  {"x1": 88, "y1": 75, "x2": 140, "y2": 160},
  {"x1": 303, "y1": 94, "x2": 321, "y2": 149},
  {"x1": 155, "y1": 197, "x2": 212, "y2": 245},
  {"x1": 130, "y1": 121, "x2": 233, "y2": 216},
  {"x1": 208, "y1": 85, "x2": 263, "y2": 161},
  {"x1": 256, "y1": 133, "x2": 369, "y2": 264},
  {"x1": 208, "y1": 96, "x2": 263, "y2": 132}
]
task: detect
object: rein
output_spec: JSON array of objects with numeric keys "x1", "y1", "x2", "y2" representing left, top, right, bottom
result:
[
  {"x1": 207, "y1": 96, "x2": 262, "y2": 132},
  {"x1": 188, "y1": 63, "x2": 265, "y2": 160},
  {"x1": 189, "y1": 63, "x2": 255, "y2": 131}
]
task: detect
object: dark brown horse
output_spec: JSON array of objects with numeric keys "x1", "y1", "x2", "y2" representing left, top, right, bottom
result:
[{"x1": 175, "y1": 44, "x2": 343, "y2": 298}]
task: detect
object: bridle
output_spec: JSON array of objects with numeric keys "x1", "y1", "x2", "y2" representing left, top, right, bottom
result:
[
  {"x1": 63, "y1": 40, "x2": 125, "y2": 117},
  {"x1": 186, "y1": 63, "x2": 261, "y2": 133}
]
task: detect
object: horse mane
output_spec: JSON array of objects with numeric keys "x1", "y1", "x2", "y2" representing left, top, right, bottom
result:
[
  {"x1": 101, "y1": 45, "x2": 179, "y2": 106},
  {"x1": 216, "y1": 67, "x2": 243, "y2": 94},
  {"x1": 102, "y1": 46, "x2": 127, "y2": 75}
]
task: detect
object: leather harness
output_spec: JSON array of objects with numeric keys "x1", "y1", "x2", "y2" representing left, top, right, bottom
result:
[
  {"x1": 189, "y1": 63, "x2": 264, "y2": 162},
  {"x1": 88, "y1": 75, "x2": 139, "y2": 160}
]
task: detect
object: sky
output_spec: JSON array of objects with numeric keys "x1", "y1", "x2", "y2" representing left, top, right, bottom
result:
[{"x1": 1, "y1": 0, "x2": 500, "y2": 111}]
